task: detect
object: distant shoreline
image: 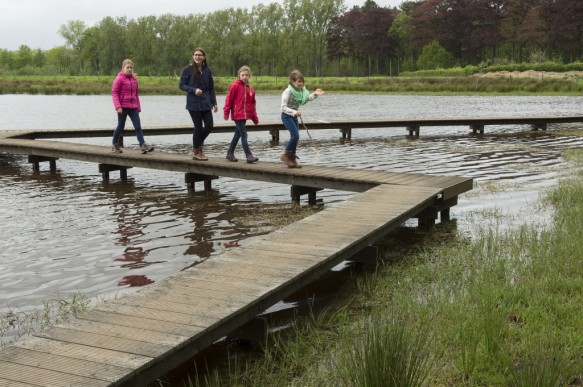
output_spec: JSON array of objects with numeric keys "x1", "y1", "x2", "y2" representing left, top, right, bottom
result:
[{"x1": 1, "y1": 74, "x2": 582, "y2": 96}]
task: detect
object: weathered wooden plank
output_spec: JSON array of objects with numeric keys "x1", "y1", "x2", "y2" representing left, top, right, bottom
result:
[
  {"x1": 0, "y1": 360, "x2": 106, "y2": 387},
  {"x1": 93, "y1": 303, "x2": 217, "y2": 327},
  {"x1": 0, "y1": 346, "x2": 130, "y2": 383},
  {"x1": 34, "y1": 327, "x2": 173, "y2": 357},
  {"x1": 14, "y1": 336, "x2": 149, "y2": 370},
  {"x1": 0, "y1": 377, "x2": 37, "y2": 387},
  {"x1": 53, "y1": 319, "x2": 188, "y2": 347},
  {"x1": 77, "y1": 309, "x2": 204, "y2": 337}
]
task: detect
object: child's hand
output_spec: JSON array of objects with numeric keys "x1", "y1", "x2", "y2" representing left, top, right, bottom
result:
[
  {"x1": 315, "y1": 88, "x2": 325, "y2": 96},
  {"x1": 296, "y1": 111, "x2": 302, "y2": 117}
]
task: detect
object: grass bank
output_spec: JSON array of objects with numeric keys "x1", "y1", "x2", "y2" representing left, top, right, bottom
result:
[
  {"x1": 1, "y1": 75, "x2": 583, "y2": 95},
  {"x1": 180, "y1": 148, "x2": 583, "y2": 386}
]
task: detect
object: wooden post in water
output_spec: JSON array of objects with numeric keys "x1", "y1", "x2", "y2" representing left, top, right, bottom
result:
[
  {"x1": 28, "y1": 155, "x2": 58, "y2": 173},
  {"x1": 98, "y1": 164, "x2": 132, "y2": 182},
  {"x1": 531, "y1": 123, "x2": 548, "y2": 131},
  {"x1": 406, "y1": 125, "x2": 420, "y2": 137},
  {"x1": 185, "y1": 173, "x2": 218, "y2": 193},
  {"x1": 470, "y1": 124, "x2": 485, "y2": 134},
  {"x1": 291, "y1": 185, "x2": 323, "y2": 205}
]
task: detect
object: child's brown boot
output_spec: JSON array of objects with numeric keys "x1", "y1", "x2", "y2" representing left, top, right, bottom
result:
[{"x1": 280, "y1": 151, "x2": 295, "y2": 168}]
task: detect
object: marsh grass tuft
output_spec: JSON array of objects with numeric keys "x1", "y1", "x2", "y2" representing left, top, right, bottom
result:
[
  {"x1": 1, "y1": 291, "x2": 90, "y2": 347},
  {"x1": 332, "y1": 313, "x2": 432, "y2": 387}
]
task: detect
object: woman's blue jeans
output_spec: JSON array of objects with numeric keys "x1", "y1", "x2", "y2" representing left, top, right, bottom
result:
[
  {"x1": 112, "y1": 108, "x2": 145, "y2": 145},
  {"x1": 228, "y1": 120, "x2": 251, "y2": 155},
  {"x1": 281, "y1": 112, "x2": 299, "y2": 154}
]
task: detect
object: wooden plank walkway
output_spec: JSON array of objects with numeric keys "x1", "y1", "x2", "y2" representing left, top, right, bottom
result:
[
  {"x1": 0, "y1": 184, "x2": 448, "y2": 386},
  {"x1": 4, "y1": 115, "x2": 583, "y2": 140},
  {"x1": 0, "y1": 138, "x2": 472, "y2": 200},
  {"x1": 0, "y1": 135, "x2": 473, "y2": 386}
]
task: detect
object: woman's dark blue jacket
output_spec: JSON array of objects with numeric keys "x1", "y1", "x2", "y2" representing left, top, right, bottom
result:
[{"x1": 179, "y1": 65, "x2": 217, "y2": 111}]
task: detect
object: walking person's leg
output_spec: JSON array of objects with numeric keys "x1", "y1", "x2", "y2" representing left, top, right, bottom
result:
[
  {"x1": 189, "y1": 110, "x2": 207, "y2": 160},
  {"x1": 127, "y1": 109, "x2": 153, "y2": 152},
  {"x1": 236, "y1": 120, "x2": 258, "y2": 163},
  {"x1": 112, "y1": 109, "x2": 128, "y2": 153},
  {"x1": 281, "y1": 113, "x2": 300, "y2": 167},
  {"x1": 199, "y1": 110, "x2": 214, "y2": 159},
  {"x1": 226, "y1": 124, "x2": 241, "y2": 162}
]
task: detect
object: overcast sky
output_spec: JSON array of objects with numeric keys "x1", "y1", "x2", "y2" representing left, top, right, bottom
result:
[{"x1": 0, "y1": 0, "x2": 403, "y2": 51}]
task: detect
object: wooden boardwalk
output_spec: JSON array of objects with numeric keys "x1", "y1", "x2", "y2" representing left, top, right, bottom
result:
[
  {"x1": 5, "y1": 115, "x2": 583, "y2": 141},
  {"x1": 0, "y1": 138, "x2": 471, "y2": 200},
  {"x1": 0, "y1": 135, "x2": 473, "y2": 386}
]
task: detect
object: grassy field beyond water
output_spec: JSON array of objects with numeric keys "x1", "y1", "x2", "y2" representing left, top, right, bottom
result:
[{"x1": 2, "y1": 74, "x2": 583, "y2": 95}]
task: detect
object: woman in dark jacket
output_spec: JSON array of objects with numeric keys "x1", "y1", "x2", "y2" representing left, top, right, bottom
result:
[{"x1": 179, "y1": 48, "x2": 217, "y2": 161}]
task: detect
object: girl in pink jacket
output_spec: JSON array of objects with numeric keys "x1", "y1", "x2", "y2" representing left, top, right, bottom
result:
[
  {"x1": 111, "y1": 59, "x2": 153, "y2": 154},
  {"x1": 223, "y1": 66, "x2": 259, "y2": 163}
]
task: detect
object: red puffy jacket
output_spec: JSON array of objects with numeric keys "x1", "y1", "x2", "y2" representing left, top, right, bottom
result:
[
  {"x1": 112, "y1": 72, "x2": 141, "y2": 111},
  {"x1": 223, "y1": 80, "x2": 259, "y2": 124}
]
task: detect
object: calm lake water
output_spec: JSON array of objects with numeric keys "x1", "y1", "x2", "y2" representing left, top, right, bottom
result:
[{"x1": 1, "y1": 93, "x2": 583, "y2": 345}]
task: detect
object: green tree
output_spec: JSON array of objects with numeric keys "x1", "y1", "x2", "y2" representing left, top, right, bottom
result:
[
  {"x1": 79, "y1": 27, "x2": 100, "y2": 75},
  {"x1": 96, "y1": 16, "x2": 129, "y2": 74},
  {"x1": 58, "y1": 20, "x2": 88, "y2": 73},
  {"x1": 388, "y1": 10, "x2": 411, "y2": 73},
  {"x1": 301, "y1": 0, "x2": 344, "y2": 76},
  {"x1": 416, "y1": 40, "x2": 455, "y2": 69},
  {"x1": 251, "y1": 3, "x2": 285, "y2": 76},
  {"x1": 14, "y1": 45, "x2": 33, "y2": 69},
  {"x1": 45, "y1": 46, "x2": 71, "y2": 74},
  {"x1": 0, "y1": 49, "x2": 15, "y2": 73}
]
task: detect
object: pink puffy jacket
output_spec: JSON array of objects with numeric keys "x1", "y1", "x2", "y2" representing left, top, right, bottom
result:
[{"x1": 112, "y1": 72, "x2": 141, "y2": 111}]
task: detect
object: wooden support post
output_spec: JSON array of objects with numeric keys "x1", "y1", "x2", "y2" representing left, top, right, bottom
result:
[
  {"x1": 269, "y1": 128, "x2": 280, "y2": 142},
  {"x1": 417, "y1": 206, "x2": 437, "y2": 229},
  {"x1": 185, "y1": 172, "x2": 218, "y2": 193},
  {"x1": 531, "y1": 123, "x2": 548, "y2": 131},
  {"x1": 416, "y1": 196, "x2": 458, "y2": 228},
  {"x1": 351, "y1": 245, "x2": 379, "y2": 264},
  {"x1": 291, "y1": 185, "x2": 323, "y2": 205},
  {"x1": 339, "y1": 128, "x2": 352, "y2": 140},
  {"x1": 441, "y1": 207, "x2": 451, "y2": 222},
  {"x1": 228, "y1": 317, "x2": 267, "y2": 346},
  {"x1": 470, "y1": 124, "x2": 484, "y2": 134},
  {"x1": 28, "y1": 155, "x2": 59, "y2": 173},
  {"x1": 98, "y1": 164, "x2": 132, "y2": 182},
  {"x1": 406, "y1": 125, "x2": 420, "y2": 138}
]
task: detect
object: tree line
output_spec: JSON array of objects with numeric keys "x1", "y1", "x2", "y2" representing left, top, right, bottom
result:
[{"x1": 0, "y1": 0, "x2": 582, "y2": 78}]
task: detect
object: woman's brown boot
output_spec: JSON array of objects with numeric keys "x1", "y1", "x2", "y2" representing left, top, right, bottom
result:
[
  {"x1": 192, "y1": 147, "x2": 207, "y2": 161},
  {"x1": 198, "y1": 145, "x2": 208, "y2": 160}
]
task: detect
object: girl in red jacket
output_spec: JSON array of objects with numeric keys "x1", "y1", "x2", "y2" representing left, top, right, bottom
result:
[
  {"x1": 111, "y1": 59, "x2": 153, "y2": 154},
  {"x1": 223, "y1": 66, "x2": 259, "y2": 163}
]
